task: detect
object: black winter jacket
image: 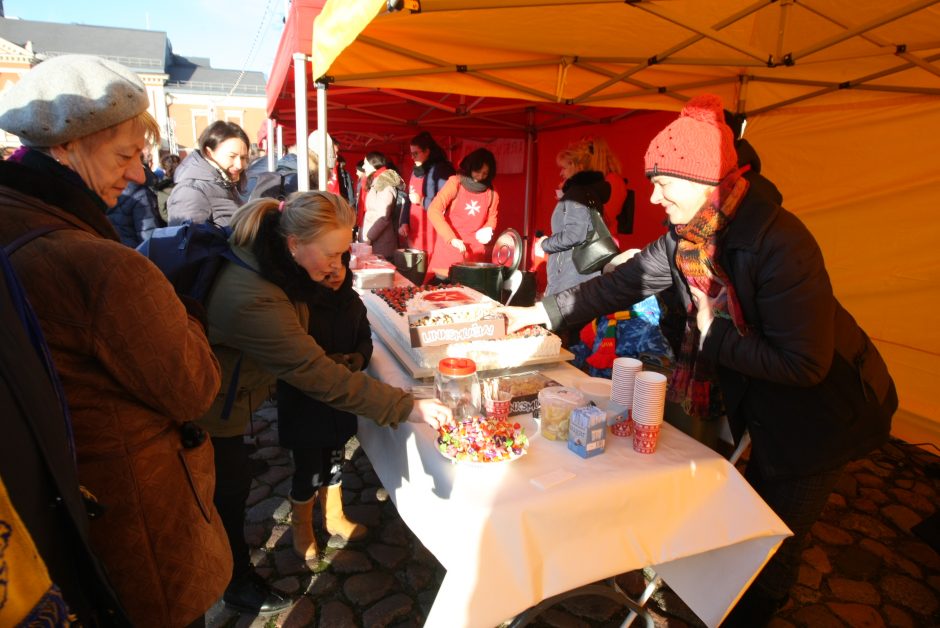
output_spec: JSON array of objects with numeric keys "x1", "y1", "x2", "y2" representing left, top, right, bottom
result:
[
  {"x1": 544, "y1": 185, "x2": 896, "y2": 478},
  {"x1": 276, "y1": 262, "x2": 373, "y2": 449}
]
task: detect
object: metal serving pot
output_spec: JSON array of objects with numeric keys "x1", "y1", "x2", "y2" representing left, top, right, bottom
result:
[
  {"x1": 392, "y1": 248, "x2": 427, "y2": 285},
  {"x1": 448, "y1": 262, "x2": 505, "y2": 301},
  {"x1": 448, "y1": 229, "x2": 524, "y2": 303}
]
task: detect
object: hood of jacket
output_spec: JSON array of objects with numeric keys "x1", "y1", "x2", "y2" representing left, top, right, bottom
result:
[
  {"x1": 561, "y1": 170, "x2": 611, "y2": 208},
  {"x1": 371, "y1": 168, "x2": 403, "y2": 194},
  {"x1": 175, "y1": 150, "x2": 241, "y2": 193}
]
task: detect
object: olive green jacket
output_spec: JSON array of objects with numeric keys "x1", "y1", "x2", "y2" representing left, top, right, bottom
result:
[{"x1": 199, "y1": 245, "x2": 412, "y2": 437}]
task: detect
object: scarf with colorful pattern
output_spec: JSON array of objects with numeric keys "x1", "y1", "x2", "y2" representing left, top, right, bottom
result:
[{"x1": 667, "y1": 166, "x2": 750, "y2": 419}]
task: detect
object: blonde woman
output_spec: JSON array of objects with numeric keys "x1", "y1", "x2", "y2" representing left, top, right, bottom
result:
[
  {"x1": 199, "y1": 191, "x2": 452, "y2": 614},
  {"x1": 542, "y1": 143, "x2": 611, "y2": 296}
]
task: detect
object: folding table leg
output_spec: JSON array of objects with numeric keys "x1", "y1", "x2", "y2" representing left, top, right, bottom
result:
[
  {"x1": 621, "y1": 571, "x2": 663, "y2": 628},
  {"x1": 507, "y1": 582, "x2": 654, "y2": 628}
]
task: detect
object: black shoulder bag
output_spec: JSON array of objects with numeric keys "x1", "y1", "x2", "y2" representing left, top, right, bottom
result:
[{"x1": 571, "y1": 198, "x2": 620, "y2": 274}]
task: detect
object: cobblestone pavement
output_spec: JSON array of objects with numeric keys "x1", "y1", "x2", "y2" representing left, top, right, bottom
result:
[{"x1": 206, "y1": 401, "x2": 940, "y2": 628}]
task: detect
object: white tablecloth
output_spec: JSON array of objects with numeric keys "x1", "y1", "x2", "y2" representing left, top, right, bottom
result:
[{"x1": 360, "y1": 338, "x2": 791, "y2": 628}]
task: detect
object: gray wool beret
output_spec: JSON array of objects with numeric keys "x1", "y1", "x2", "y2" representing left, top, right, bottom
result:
[{"x1": 0, "y1": 54, "x2": 150, "y2": 147}]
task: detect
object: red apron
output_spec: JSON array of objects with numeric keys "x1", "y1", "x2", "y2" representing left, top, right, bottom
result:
[
  {"x1": 428, "y1": 183, "x2": 494, "y2": 276},
  {"x1": 408, "y1": 172, "x2": 430, "y2": 251}
]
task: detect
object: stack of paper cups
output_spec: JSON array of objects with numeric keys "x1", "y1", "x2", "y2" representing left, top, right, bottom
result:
[
  {"x1": 611, "y1": 357, "x2": 643, "y2": 406},
  {"x1": 631, "y1": 371, "x2": 667, "y2": 453},
  {"x1": 610, "y1": 358, "x2": 642, "y2": 436}
]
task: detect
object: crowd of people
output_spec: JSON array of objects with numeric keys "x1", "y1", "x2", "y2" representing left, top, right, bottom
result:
[
  {"x1": 0, "y1": 53, "x2": 898, "y2": 628},
  {"x1": 0, "y1": 54, "x2": 452, "y2": 627}
]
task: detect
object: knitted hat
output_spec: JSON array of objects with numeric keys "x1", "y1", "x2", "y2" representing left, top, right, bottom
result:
[
  {"x1": 644, "y1": 94, "x2": 737, "y2": 185},
  {"x1": 0, "y1": 54, "x2": 149, "y2": 147},
  {"x1": 307, "y1": 129, "x2": 336, "y2": 169}
]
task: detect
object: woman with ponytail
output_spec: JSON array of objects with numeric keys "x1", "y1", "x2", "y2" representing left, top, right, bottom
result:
[{"x1": 198, "y1": 191, "x2": 452, "y2": 616}]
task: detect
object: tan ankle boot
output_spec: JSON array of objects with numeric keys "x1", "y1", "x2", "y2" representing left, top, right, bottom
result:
[
  {"x1": 319, "y1": 483, "x2": 367, "y2": 541},
  {"x1": 289, "y1": 494, "x2": 318, "y2": 560}
]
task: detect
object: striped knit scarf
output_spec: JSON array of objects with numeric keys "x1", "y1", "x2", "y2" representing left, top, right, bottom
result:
[{"x1": 667, "y1": 166, "x2": 750, "y2": 419}]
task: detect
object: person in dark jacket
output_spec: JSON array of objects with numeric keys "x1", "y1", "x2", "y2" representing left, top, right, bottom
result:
[
  {"x1": 502, "y1": 94, "x2": 897, "y2": 627},
  {"x1": 240, "y1": 154, "x2": 272, "y2": 202},
  {"x1": 335, "y1": 153, "x2": 355, "y2": 207},
  {"x1": 167, "y1": 121, "x2": 249, "y2": 226},
  {"x1": 153, "y1": 152, "x2": 180, "y2": 223},
  {"x1": 107, "y1": 155, "x2": 164, "y2": 247},
  {"x1": 276, "y1": 252, "x2": 372, "y2": 561},
  {"x1": 406, "y1": 131, "x2": 455, "y2": 251}
]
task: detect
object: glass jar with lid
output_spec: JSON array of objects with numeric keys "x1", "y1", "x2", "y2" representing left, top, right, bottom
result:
[{"x1": 434, "y1": 357, "x2": 481, "y2": 421}]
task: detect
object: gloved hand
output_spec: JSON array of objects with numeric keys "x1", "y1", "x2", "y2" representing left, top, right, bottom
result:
[
  {"x1": 450, "y1": 238, "x2": 467, "y2": 254},
  {"x1": 475, "y1": 227, "x2": 493, "y2": 244},
  {"x1": 344, "y1": 352, "x2": 365, "y2": 372}
]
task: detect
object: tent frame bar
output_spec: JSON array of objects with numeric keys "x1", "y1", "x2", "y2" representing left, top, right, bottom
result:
[{"x1": 293, "y1": 52, "x2": 311, "y2": 192}]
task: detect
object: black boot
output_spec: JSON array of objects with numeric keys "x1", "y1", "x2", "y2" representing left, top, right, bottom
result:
[{"x1": 222, "y1": 570, "x2": 291, "y2": 615}]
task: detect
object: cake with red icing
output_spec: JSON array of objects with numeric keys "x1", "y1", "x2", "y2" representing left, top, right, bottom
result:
[{"x1": 363, "y1": 284, "x2": 561, "y2": 370}]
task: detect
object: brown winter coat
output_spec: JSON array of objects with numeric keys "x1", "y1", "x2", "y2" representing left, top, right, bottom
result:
[{"x1": 0, "y1": 157, "x2": 231, "y2": 627}]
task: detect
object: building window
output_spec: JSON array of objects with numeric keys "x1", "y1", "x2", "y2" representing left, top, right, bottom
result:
[
  {"x1": 192, "y1": 110, "x2": 210, "y2": 142},
  {"x1": 224, "y1": 110, "x2": 244, "y2": 128}
]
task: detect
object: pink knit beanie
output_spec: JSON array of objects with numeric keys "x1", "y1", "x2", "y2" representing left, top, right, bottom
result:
[{"x1": 644, "y1": 94, "x2": 737, "y2": 185}]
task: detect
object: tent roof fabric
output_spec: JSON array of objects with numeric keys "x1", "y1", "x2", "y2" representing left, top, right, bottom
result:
[{"x1": 311, "y1": 0, "x2": 940, "y2": 115}]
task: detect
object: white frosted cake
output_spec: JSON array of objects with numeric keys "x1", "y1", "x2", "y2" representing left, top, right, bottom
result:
[{"x1": 363, "y1": 285, "x2": 562, "y2": 371}]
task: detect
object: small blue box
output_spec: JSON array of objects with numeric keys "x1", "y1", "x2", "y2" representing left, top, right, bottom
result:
[{"x1": 567, "y1": 405, "x2": 607, "y2": 458}]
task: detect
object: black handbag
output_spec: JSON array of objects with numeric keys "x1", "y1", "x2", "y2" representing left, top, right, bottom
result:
[{"x1": 572, "y1": 205, "x2": 620, "y2": 274}]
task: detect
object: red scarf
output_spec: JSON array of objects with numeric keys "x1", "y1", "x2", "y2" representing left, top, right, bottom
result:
[{"x1": 667, "y1": 166, "x2": 750, "y2": 419}]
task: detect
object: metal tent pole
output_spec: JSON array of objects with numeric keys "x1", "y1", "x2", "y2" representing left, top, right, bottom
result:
[
  {"x1": 293, "y1": 52, "x2": 311, "y2": 192},
  {"x1": 316, "y1": 81, "x2": 329, "y2": 192},
  {"x1": 521, "y1": 107, "x2": 536, "y2": 269},
  {"x1": 266, "y1": 119, "x2": 276, "y2": 172}
]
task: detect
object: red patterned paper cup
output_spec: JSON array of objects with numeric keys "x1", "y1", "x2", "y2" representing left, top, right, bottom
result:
[
  {"x1": 632, "y1": 422, "x2": 660, "y2": 454},
  {"x1": 485, "y1": 391, "x2": 512, "y2": 420},
  {"x1": 610, "y1": 415, "x2": 634, "y2": 437}
]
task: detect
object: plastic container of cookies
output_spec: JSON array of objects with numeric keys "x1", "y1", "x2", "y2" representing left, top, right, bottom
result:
[{"x1": 538, "y1": 386, "x2": 585, "y2": 441}]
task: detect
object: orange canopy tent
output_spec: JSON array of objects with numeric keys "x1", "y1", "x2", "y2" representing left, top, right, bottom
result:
[{"x1": 266, "y1": 0, "x2": 940, "y2": 445}]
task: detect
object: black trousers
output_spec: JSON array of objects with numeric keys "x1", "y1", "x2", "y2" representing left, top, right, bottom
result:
[
  {"x1": 290, "y1": 446, "x2": 344, "y2": 501},
  {"x1": 211, "y1": 435, "x2": 251, "y2": 582},
  {"x1": 744, "y1": 450, "x2": 844, "y2": 601}
]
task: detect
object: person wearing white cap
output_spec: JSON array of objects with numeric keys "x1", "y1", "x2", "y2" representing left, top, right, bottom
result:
[
  {"x1": 0, "y1": 54, "x2": 231, "y2": 627},
  {"x1": 502, "y1": 94, "x2": 897, "y2": 626}
]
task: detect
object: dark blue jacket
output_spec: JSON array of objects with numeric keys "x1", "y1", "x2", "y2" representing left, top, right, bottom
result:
[{"x1": 107, "y1": 168, "x2": 163, "y2": 248}]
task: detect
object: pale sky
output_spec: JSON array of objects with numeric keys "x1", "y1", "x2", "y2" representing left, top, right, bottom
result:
[{"x1": 3, "y1": 0, "x2": 287, "y2": 78}]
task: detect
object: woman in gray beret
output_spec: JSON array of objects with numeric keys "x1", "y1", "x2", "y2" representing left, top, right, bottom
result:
[
  {"x1": 167, "y1": 119, "x2": 250, "y2": 227},
  {"x1": 0, "y1": 54, "x2": 233, "y2": 627}
]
